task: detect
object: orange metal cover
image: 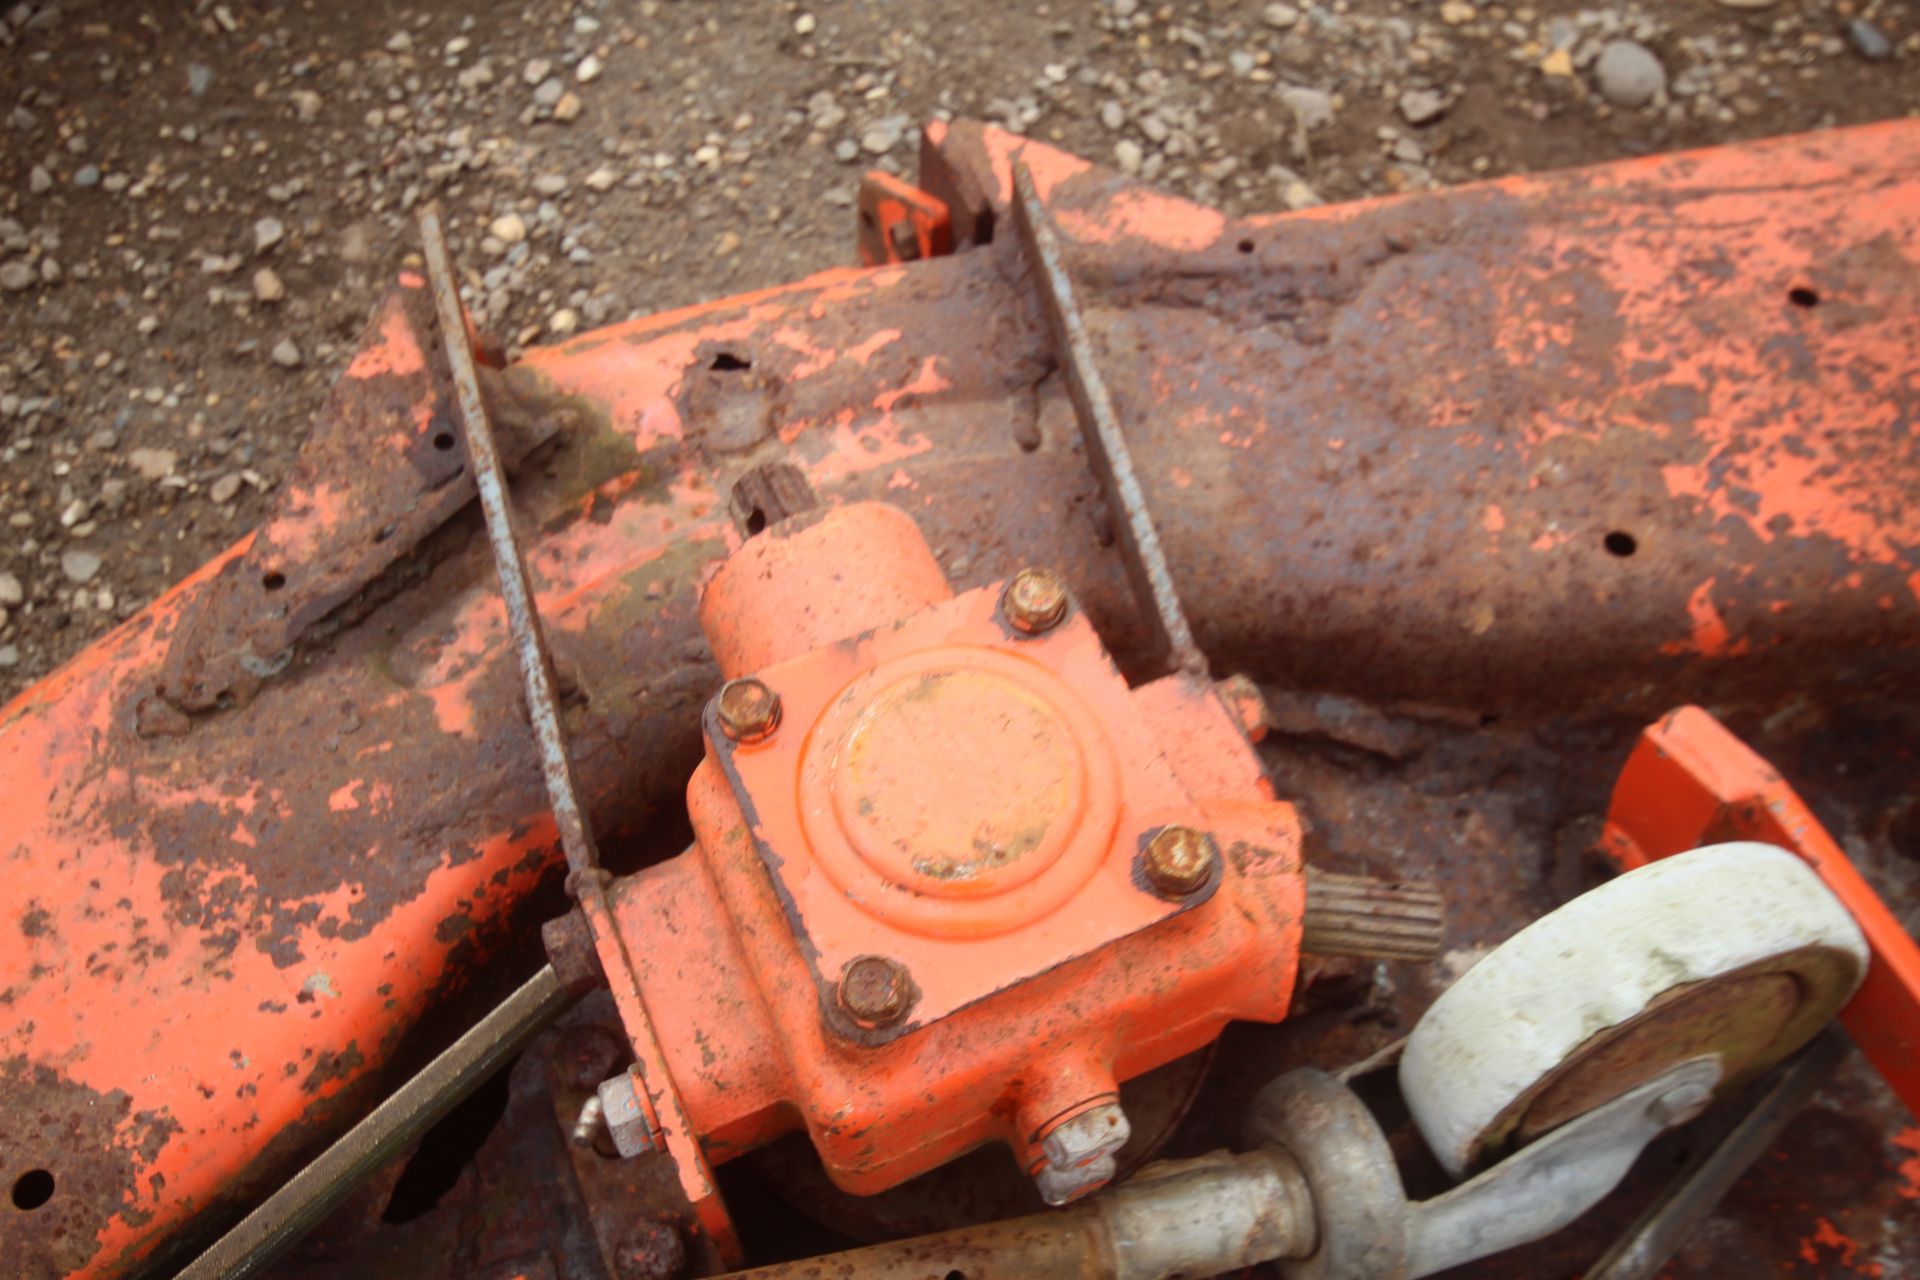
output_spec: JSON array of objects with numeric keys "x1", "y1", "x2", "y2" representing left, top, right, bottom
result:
[{"x1": 707, "y1": 582, "x2": 1215, "y2": 1032}]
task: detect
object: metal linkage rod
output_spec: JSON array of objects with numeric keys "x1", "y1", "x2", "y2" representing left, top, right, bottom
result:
[
  {"x1": 176, "y1": 965, "x2": 571, "y2": 1280},
  {"x1": 417, "y1": 205, "x2": 601, "y2": 879},
  {"x1": 1009, "y1": 160, "x2": 1209, "y2": 679}
]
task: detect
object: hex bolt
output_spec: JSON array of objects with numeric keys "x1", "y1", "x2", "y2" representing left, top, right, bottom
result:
[
  {"x1": 838, "y1": 954, "x2": 915, "y2": 1028},
  {"x1": 1143, "y1": 826, "x2": 1219, "y2": 897},
  {"x1": 1034, "y1": 1101, "x2": 1132, "y2": 1206},
  {"x1": 715, "y1": 676, "x2": 781, "y2": 743},
  {"x1": 596, "y1": 1070, "x2": 659, "y2": 1158},
  {"x1": 1001, "y1": 567, "x2": 1070, "y2": 634}
]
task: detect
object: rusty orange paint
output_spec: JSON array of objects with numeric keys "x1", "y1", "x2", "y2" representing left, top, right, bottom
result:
[
  {"x1": 608, "y1": 504, "x2": 1305, "y2": 1199},
  {"x1": 1601, "y1": 705, "x2": 1920, "y2": 1121}
]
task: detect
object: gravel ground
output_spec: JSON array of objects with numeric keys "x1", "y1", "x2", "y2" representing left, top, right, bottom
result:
[{"x1": 0, "y1": 0, "x2": 1914, "y2": 703}]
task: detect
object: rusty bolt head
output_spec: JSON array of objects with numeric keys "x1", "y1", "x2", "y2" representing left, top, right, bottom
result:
[
  {"x1": 1001, "y1": 567, "x2": 1070, "y2": 634},
  {"x1": 1143, "y1": 826, "x2": 1219, "y2": 897},
  {"x1": 615, "y1": 1216, "x2": 690, "y2": 1280},
  {"x1": 553, "y1": 1023, "x2": 627, "y2": 1091},
  {"x1": 838, "y1": 954, "x2": 915, "y2": 1028},
  {"x1": 715, "y1": 676, "x2": 781, "y2": 743}
]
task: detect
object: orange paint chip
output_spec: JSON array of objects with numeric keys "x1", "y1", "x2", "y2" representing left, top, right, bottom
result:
[
  {"x1": 1482, "y1": 504, "x2": 1505, "y2": 534},
  {"x1": 1659, "y1": 578, "x2": 1747, "y2": 659},
  {"x1": 1896, "y1": 1127, "x2": 1920, "y2": 1200},
  {"x1": 328, "y1": 782, "x2": 362, "y2": 813}
]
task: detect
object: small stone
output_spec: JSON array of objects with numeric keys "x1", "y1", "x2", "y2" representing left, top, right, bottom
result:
[
  {"x1": 1712, "y1": 0, "x2": 1776, "y2": 8},
  {"x1": 187, "y1": 63, "x2": 213, "y2": 97},
  {"x1": 1540, "y1": 47, "x2": 1574, "y2": 77},
  {"x1": 291, "y1": 90, "x2": 323, "y2": 122},
  {"x1": 209, "y1": 473, "x2": 244, "y2": 503},
  {"x1": 584, "y1": 166, "x2": 619, "y2": 192},
  {"x1": 1283, "y1": 180, "x2": 1324, "y2": 210},
  {"x1": 253, "y1": 267, "x2": 285, "y2": 303},
  {"x1": 794, "y1": 12, "x2": 817, "y2": 35},
  {"x1": 28, "y1": 164, "x2": 50, "y2": 194},
  {"x1": 488, "y1": 213, "x2": 527, "y2": 244},
  {"x1": 1280, "y1": 85, "x2": 1335, "y2": 131},
  {"x1": 61, "y1": 550, "x2": 102, "y2": 584},
  {"x1": 0, "y1": 646, "x2": 17, "y2": 669},
  {"x1": 0, "y1": 260, "x2": 32, "y2": 291},
  {"x1": 548, "y1": 307, "x2": 579, "y2": 335},
  {"x1": 714, "y1": 231, "x2": 741, "y2": 257},
  {"x1": 270, "y1": 339, "x2": 302, "y2": 368},
  {"x1": 1114, "y1": 138, "x2": 1144, "y2": 175},
  {"x1": 1846, "y1": 19, "x2": 1892, "y2": 61},
  {"x1": 385, "y1": 31, "x2": 412, "y2": 52},
  {"x1": 524, "y1": 57, "x2": 553, "y2": 84},
  {"x1": 532, "y1": 173, "x2": 569, "y2": 196},
  {"x1": 575, "y1": 53, "x2": 603, "y2": 83},
  {"x1": 860, "y1": 119, "x2": 903, "y2": 154},
  {"x1": 1262, "y1": 3, "x2": 1300, "y2": 29},
  {"x1": 127, "y1": 447, "x2": 176, "y2": 479},
  {"x1": 1099, "y1": 100, "x2": 1126, "y2": 131},
  {"x1": 533, "y1": 76, "x2": 565, "y2": 106},
  {"x1": 1397, "y1": 88, "x2": 1449, "y2": 126},
  {"x1": 552, "y1": 92, "x2": 583, "y2": 122},
  {"x1": 1595, "y1": 40, "x2": 1665, "y2": 108},
  {"x1": 1439, "y1": 0, "x2": 1475, "y2": 23},
  {"x1": 0, "y1": 572, "x2": 21, "y2": 606},
  {"x1": 74, "y1": 164, "x2": 100, "y2": 187},
  {"x1": 253, "y1": 216, "x2": 285, "y2": 253}
]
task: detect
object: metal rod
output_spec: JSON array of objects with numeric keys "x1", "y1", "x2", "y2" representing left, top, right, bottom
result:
[
  {"x1": 416, "y1": 204, "x2": 601, "y2": 879},
  {"x1": 175, "y1": 965, "x2": 572, "y2": 1280},
  {"x1": 1585, "y1": 1028, "x2": 1851, "y2": 1280},
  {"x1": 717, "y1": 1150, "x2": 1313, "y2": 1280},
  {"x1": 1009, "y1": 161, "x2": 1208, "y2": 679}
]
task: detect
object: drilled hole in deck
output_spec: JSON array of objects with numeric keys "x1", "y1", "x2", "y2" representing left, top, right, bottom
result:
[
  {"x1": 1603, "y1": 531, "x2": 1637, "y2": 558},
  {"x1": 433, "y1": 430, "x2": 456, "y2": 450},
  {"x1": 1237, "y1": 238, "x2": 1255, "y2": 254},
  {"x1": 12, "y1": 1169, "x2": 54, "y2": 1210},
  {"x1": 261, "y1": 570, "x2": 287, "y2": 591},
  {"x1": 745, "y1": 507, "x2": 768, "y2": 536},
  {"x1": 710, "y1": 351, "x2": 751, "y2": 372},
  {"x1": 945, "y1": 1271, "x2": 967, "y2": 1280},
  {"x1": 381, "y1": 1056, "x2": 513, "y2": 1223},
  {"x1": 1788, "y1": 286, "x2": 1820, "y2": 308}
]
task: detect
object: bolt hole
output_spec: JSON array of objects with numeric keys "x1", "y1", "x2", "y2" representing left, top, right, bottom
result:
[
  {"x1": 1236, "y1": 238, "x2": 1254, "y2": 254},
  {"x1": 744, "y1": 507, "x2": 768, "y2": 536},
  {"x1": 1603, "y1": 531, "x2": 1637, "y2": 558},
  {"x1": 945, "y1": 1271, "x2": 967, "y2": 1280},
  {"x1": 1788, "y1": 286, "x2": 1820, "y2": 308},
  {"x1": 432, "y1": 430, "x2": 456, "y2": 450},
  {"x1": 261, "y1": 570, "x2": 287, "y2": 591},
  {"x1": 709, "y1": 351, "x2": 751, "y2": 372},
  {"x1": 12, "y1": 1169, "x2": 54, "y2": 1211}
]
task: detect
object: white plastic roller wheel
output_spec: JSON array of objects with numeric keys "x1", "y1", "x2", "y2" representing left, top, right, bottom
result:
[{"x1": 1400, "y1": 842, "x2": 1869, "y2": 1180}]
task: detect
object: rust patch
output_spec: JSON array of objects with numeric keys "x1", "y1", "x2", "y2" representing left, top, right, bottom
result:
[{"x1": 1, "y1": 1055, "x2": 180, "y2": 1280}]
